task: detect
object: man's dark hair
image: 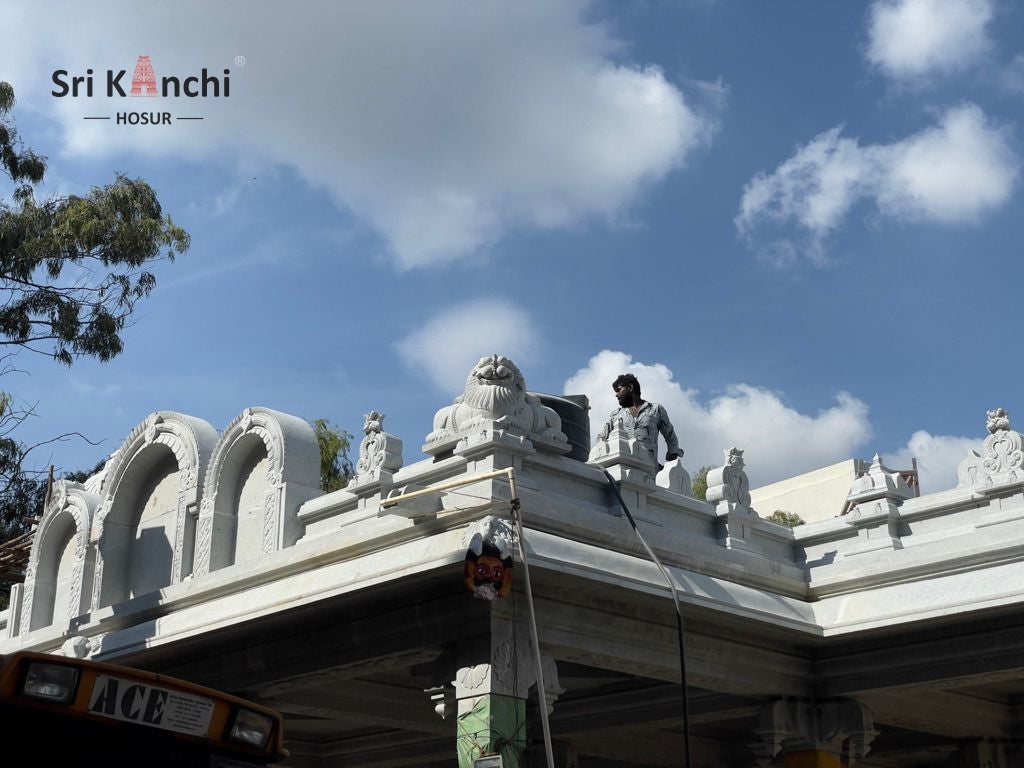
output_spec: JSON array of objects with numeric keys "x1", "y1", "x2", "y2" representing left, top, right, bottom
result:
[{"x1": 612, "y1": 373, "x2": 640, "y2": 396}]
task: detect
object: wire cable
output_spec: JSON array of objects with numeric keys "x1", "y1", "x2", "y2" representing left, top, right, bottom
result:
[{"x1": 601, "y1": 469, "x2": 691, "y2": 768}]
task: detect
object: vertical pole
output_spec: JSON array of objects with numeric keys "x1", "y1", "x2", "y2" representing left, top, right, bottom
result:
[{"x1": 507, "y1": 469, "x2": 556, "y2": 768}]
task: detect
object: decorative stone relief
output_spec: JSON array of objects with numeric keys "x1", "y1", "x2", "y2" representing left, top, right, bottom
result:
[
  {"x1": 171, "y1": 492, "x2": 188, "y2": 586},
  {"x1": 750, "y1": 698, "x2": 877, "y2": 768},
  {"x1": 22, "y1": 481, "x2": 99, "y2": 632},
  {"x1": 195, "y1": 407, "x2": 319, "y2": 576},
  {"x1": 588, "y1": 415, "x2": 656, "y2": 475},
  {"x1": 656, "y1": 457, "x2": 693, "y2": 496},
  {"x1": 349, "y1": 410, "x2": 404, "y2": 492},
  {"x1": 91, "y1": 411, "x2": 218, "y2": 609},
  {"x1": 424, "y1": 355, "x2": 568, "y2": 457},
  {"x1": 465, "y1": 516, "x2": 515, "y2": 561},
  {"x1": 82, "y1": 450, "x2": 118, "y2": 498},
  {"x1": 707, "y1": 448, "x2": 759, "y2": 551},
  {"x1": 262, "y1": 489, "x2": 279, "y2": 555},
  {"x1": 453, "y1": 647, "x2": 563, "y2": 714},
  {"x1": 846, "y1": 454, "x2": 915, "y2": 511},
  {"x1": 706, "y1": 448, "x2": 751, "y2": 511},
  {"x1": 58, "y1": 635, "x2": 96, "y2": 659},
  {"x1": 957, "y1": 408, "x2": 1024, "y2": 490},
  {"x1": 193, "y1": 496, "x2": 215, "y2": 572}
]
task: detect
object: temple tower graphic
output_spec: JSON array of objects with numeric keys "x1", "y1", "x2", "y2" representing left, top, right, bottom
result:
[{"x1": 130, "y1": 55, "x2": 157, "y2": 97}]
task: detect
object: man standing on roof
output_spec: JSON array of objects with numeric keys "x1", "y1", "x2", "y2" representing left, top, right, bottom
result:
[{"x1": 598, "y1": 373, "x2": 682, "y2": 467}]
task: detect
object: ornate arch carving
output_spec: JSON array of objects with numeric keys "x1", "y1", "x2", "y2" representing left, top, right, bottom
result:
[
  {"x1": 91, "y1": 411, "x2": 218, "y2": 610},
  {"x1": 194, "y1": 407, "x2": 319, "y2": 576},
  {"x1": 21, "y1": 481, "x2": 99, "y2": 632}
]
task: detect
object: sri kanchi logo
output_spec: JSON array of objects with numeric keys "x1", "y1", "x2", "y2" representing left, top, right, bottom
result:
[
  {"x1": 130, "y1": 56, "x2": 157, "y2": 97},
  {"x1": 51, "y1": 58, "x2": 231, "y2": 98}
]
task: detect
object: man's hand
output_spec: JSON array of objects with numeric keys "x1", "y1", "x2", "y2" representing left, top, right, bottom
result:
[{"x1": 666, "y1": 452, "x2": 679, "y2": 462}]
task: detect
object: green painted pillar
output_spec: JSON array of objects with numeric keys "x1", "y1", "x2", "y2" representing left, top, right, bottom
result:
[
  {"x1": 456, "y1": 692, "x2": 526, "y2": 768},
  {"x1": 454, "y1": 613, "x2": 531, "y2": 768}
]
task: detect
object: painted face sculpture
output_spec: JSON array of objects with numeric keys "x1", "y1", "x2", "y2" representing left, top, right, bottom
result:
[{"x1": 464, "y1": 543, "x2": 513, "y2": 600}]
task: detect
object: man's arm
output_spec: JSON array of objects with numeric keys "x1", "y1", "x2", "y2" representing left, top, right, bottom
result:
[{"x1": 657, "y1": 405, "x2": 682, "y2": 461}]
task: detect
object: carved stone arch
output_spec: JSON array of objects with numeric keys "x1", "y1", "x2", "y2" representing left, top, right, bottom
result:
[
  {"x1": 195, "y1": 407, "x2": 321, "y2": 576},
  {"x1": 91, "y1": 411, "x2": 218, "y2": 610},
  {"x1": 21, "y1": 481, "x2": 99, "y2": 633}
]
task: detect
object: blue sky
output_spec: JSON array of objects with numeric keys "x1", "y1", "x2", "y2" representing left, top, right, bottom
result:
[{"x1": 4, "y1": 0, "x2": 1023, "y2": 491}]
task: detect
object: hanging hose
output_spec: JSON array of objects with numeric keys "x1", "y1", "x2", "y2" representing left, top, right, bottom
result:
[{"x1": 601, "y1": 469, "x2": 692, "y2": 768}]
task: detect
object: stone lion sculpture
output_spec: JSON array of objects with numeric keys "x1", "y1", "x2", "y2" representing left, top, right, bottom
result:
[{"x1": 426, "y1": 354, "x2": 566, "y2": 446}]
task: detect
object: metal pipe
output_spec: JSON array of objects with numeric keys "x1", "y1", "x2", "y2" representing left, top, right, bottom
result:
[{"x1": 379, "y1": 468, "x2": 517, "y2": 508}]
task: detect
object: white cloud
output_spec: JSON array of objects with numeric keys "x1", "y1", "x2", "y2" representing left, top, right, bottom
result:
[
  {"x1": 866, "y1": 0, "x2": 994, "y2": 81},
  {"x1": 5, "y1": 1, "x2": 720, "y2": 269},
  {"x1": 736, "y1": 104, "x2": 1018, "y2": 264},
  {"x1": 1002, "y1": 53, "x2": 1024, "y2": 94},
  {"x1": 563, "y1": 350, "x2": 873, "y2": 487},
  {"x1": 883, "y1": 430, "x2": 980, "y2": 493},
  {"x1": 395, "y1": 299, "x2": 540, "y2": 394}
]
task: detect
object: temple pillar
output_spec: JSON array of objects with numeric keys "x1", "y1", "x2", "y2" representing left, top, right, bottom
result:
[
  {"x1": 951, "y1": 739, "x2": 1022, "y2": 768},
  {"x1": 750, "y1": 698, "x2": 877, "y2": 768},
  {"x1": 453, "y1": 617, "x2": 530, "y2": 768}
]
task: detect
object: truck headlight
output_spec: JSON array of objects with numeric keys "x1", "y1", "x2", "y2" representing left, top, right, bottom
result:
[
  {"x1": 21, "y1": 661, "x2": 79, "y2": 703},
  {"x1": 229, "y1": 708, "x2": 273, "y2": 749}
]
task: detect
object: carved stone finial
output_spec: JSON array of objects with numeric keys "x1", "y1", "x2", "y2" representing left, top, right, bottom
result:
[
  {"x1": 588, "y1": 414, "x2": 655, "y2": 474},
  {"x1": 986, "y1": 407, "x2": 1010, "y2": 434},
  {"x1": 706, "y1": 447, "x2": 751, "y2": 509},
  {"x1": 424, "y1": 355, "x2": 568, "y2": 456},
  {"x1": 707, "y1": 447, "x2": 756, "y2": 550},
  {"x1": 362, "y1": 410, "x2": 383, "y2": 435},
  {"x1": 350, "y1": 410, "x2": 403, "y2": 491},
  {"x1": 957, "y1": 408, "x2": 1023, "y2": 490},
  {"x1": 846, "y1": 453, "x2": 914, "y2": 509},
  {"x1": 656, "y1": 457, "x2": 693, "y2": 496}
]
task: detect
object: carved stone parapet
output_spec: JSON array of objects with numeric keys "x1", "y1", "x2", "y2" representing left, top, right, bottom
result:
[
  {"x1": 707, "y1": 447, "x2": 752, "y2": 512},
  {"x1": 707, "y1": 448, "x2": 759, "y2": 550},
  {"x1": 349, "y1": 411, "x2": 404, "y2": 493},
  {"x1": 846, "y1": 454, "x2": 914, "y2": 508},
  {"x1": 600, "y1": 462, "x2": 657, "y2": 492},
  {"x1": 454, "y1": 427, "x2": 537, "y2": 461},
  {"x1": 751, "y1": 698, "x2": 877, "y2": 767},
  {"x1": 588, "y1": 416, "x2": 656, "y2": 473},
  {"x1": 837, "y1": 454, "x2": 912, "y2": 557},
  {"x1": 656, "y1": 457, "x2": 693, "y2": 496},
  {"x1": 958, "y1": 408, "x2": 1024, "y2": 491},
  {"x1": 82, "y1": 451, "x2": 118, "y2": 496},
  {"x1": 424, "y1": 355, "x2": 568, "y2": 458}
]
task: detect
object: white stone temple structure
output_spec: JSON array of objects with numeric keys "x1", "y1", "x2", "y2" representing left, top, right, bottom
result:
[{"x1": 2, "y1": 356, "x2": 1022, "y2": 767}]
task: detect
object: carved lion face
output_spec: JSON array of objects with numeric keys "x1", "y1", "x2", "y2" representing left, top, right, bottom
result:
[
  {"x1": 462, "y1": 354, "x2": 526, "y2": 417},
  {"x1": 986, "y1": 408, "x2": 1010, "y2": 434}
]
